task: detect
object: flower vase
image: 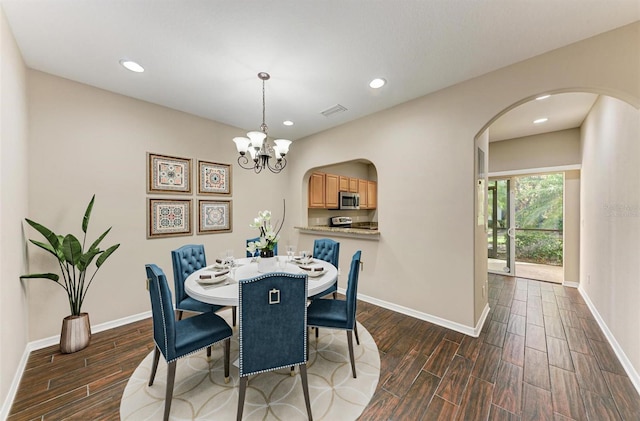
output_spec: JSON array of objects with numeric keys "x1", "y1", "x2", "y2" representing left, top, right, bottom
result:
[
  {"x1": 258, "y1": 249, "x2": 276, "y2": 273},
  {"x1": 60, "y1": 312, "x2": 91, "y2": 353}
]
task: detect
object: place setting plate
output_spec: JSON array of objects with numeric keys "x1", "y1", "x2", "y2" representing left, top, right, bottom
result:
[
  {"x1": 197, "y1": 270, "x2": 229, "y2": 285},
  {"x1": 299, "y1": 264, "x2": 326, "y2": 277}
]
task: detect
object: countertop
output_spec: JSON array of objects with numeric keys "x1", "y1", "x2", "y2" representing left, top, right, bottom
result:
[{"x1": 294, "y1": 225, "x2": 380, "y2": 240}]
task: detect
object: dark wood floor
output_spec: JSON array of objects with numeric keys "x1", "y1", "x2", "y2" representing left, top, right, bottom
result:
[{"x1": 8, "y1": 274, "x2": 640, "y2": 420}]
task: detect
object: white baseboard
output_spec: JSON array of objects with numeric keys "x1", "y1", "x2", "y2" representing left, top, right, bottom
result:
[
  {"x1": 341, "y1": 288, "x2": 488, "y2": 337},
  {"x1": 563, "y1": 281, "x2": 580, "y2": 288},
  {"x1": 0, "y1": 310, "x2": 152, "y2": 420},
  {"x1": 578, "y1": 286, "x2": 640, "y2": 396}
]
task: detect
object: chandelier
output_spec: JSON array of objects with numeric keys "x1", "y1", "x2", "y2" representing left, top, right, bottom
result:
[{"x1": 232, "y1": 72, "x2": 292, "y2": 174}]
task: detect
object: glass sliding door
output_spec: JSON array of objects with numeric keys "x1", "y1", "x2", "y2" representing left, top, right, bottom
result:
[
  {"x1": 513, "y1": 173, "x2": 564, "y2": 283},
  {"x1": 487, "y1": 178, "x2": 515, "y2": 275}
]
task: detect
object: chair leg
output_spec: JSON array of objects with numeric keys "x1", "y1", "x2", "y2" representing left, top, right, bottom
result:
[
  {"x1": 224, "y1": 338, "x2": 230, "y2": 383},
  {"x1": 315, "y1": 326, "x2": 319, "y2": 338},
  {"x1": 299, "y1": 364, "x2": 313, "y2": 420},
  {"x1": 332, "y1": 291, "x2": 337, "y2": 299},
  {"x1": 176, "y1": 310, "x2": 183, "y2": 321},
  {"x1": 164, "y1": 361, "x2": 177, "y2": 421},
  {"x1": 207, "y1": 346, "x2": 211, "y2": 358},
  {"x1": 354, "y1": 322, "x2": 360, "y2": 345},
  {"x1": 347, "y1": 330, "x2": 357, "y2": 378},
  {"x1": 232, "y1": 306, "x2": 237, "y2": 327},
  {"x1": 149, "y1": 346, "x2": 161, "y2": 386},
  {"x1": 237, "y1": 376, "x2": 248, "y2": 421}
]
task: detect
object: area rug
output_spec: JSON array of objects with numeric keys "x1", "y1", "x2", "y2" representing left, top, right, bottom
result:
[{"x1": 120, "y1": 313, "x2": 380, "y2": 420}]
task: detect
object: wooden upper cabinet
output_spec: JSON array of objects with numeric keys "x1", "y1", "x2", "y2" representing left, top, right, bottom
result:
[
  {"x1": 308, "y1": 172, "x2": 377, "y2": 210},
  {"x1": 325, "y1": 173, "x2": 340, "y2": 209},
  {"x1": 349, "y1": 177, "x2": 358, "y2": 193},
  {"x1": 367, "y1": 180, "x2": 377, "y2": 209},
  {"x1": 339, "y1": 176, "x2": 349, "y2": 192},
  {"x1": 308, "y1": 172, "x2": 326, "y2": 208},
  {"x1": 358, "y1": 178, "x2": 368, "y2": 208}
]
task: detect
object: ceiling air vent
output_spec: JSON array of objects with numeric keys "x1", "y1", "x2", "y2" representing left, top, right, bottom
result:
[{"x1": 321, "y1": 104, "x2": 348, "y2": 117}]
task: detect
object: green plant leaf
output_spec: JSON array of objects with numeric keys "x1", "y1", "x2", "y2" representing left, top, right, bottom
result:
[
  {"x1": 20, "y1": 273, "x2": 59, "y2": 282},
  {"x1": 25, "y1": 219, "x2": 59, "y2": 250},
  {"x1": 82, "y1": 195, "x2": 95, "y2": 234},
  {"x1": 78, "y1": 248, "x2": 102, "y2": 271},
  {"x1": 28, "y1": 239, "x2": 59, "y2": 259},
  {"x1": 96, "y1": 244, "x2": 120, "y2": 268},
  {"x1": 88, "y1": 227, "x2": 112, "y2": 251},
  {"x1": 62, "y1": 234, "x2": 83, "y2": 266}
]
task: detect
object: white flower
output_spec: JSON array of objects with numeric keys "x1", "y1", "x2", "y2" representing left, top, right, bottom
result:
[
  {"x1": 247, "y1": 202, "x2": 285, "y2": 252},
  {"x1": 260, "y1": 210, "x2": 271, "y2": 221}
]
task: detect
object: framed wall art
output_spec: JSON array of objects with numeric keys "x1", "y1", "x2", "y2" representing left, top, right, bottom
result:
[
  {"x1": 148, "y1": 198, "x2": 192, "y2": 238},
  {"x1": 197, "y1": 199, "x2": 232, "y2": 234},
  {"x1": 147, "y1": 153, "x2": 192, "y2": 194},
  {"x1": 197, "y1": 160, "x2": 231, "y2": 195}
]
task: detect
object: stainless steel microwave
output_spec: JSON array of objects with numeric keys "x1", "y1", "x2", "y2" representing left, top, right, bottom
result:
[{"x1": 339, "y1": 192, "x2": 360, "y2": 209}]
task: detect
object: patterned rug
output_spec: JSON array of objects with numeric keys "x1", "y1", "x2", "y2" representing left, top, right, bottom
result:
[{"x1": 120, "y1": 313, "x2": 380, "y2": 420}]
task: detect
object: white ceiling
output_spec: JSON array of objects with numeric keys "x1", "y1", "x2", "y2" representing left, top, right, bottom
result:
[
  {"x1": 489, "y1": 92, "x2": 599, "y2": 142},
  {"x1": 2, "y1": 0, "x2": 638, "y2": 141}
]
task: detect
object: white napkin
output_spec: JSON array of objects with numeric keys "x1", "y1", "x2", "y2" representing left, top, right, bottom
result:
[
  {"x1": 299, "y1": 264, "x2": 323, "y2": 272},
  {"x1": 199, "y1": 269, "x2": 229, "y2": 279}
]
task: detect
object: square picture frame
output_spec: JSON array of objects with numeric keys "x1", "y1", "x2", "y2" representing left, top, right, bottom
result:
[
  {"x1": 148, "y1": 153, "x2": 192, "y2": 194},
  {"x1": 197, "y1": 199, "x2": 232, "y2": 234},
  {"x1": 198, "y1": 160, "x2": 231, "y2": 195},
  {"x1": 148, "y1": 198, "x2": 192, "y2": 238}
]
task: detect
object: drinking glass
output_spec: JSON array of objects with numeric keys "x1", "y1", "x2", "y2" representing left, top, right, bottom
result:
[
  {"x1": 278, "y1": 256, "x2": 287, "y2": 269},
  {"x1": 286, "y1": 245, "x2": 296, "y2": 261}
]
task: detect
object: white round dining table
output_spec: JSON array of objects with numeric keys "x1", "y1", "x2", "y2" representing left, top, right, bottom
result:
[{"x1": 184, "y1": 257, "x2": 338, "y2": 307}]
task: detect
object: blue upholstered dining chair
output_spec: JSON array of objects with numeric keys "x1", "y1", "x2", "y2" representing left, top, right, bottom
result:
[
  {"x1": 307, "y1": 250, "x2": 362, "y2": 378},
  {"x1": 236, "y1": 272, "x2": 313, "y2": 420},
  {"x1": 171, "y1": 244, "x2": 236, "y2": 326},
  {"x1": 145, "y1": 264, "x2": 232, "y2": 421},
  {"x1": 309, "y1": 238, "x2": 340, "y2": 300},
  {"x1": 245, "y1": 236, "x2": 278, "y2": 257}
]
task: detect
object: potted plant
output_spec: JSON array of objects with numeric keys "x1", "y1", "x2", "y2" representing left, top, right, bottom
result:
[
  {"x1": 246, "y1": 199, "x2": 285, "y2": 272},
  {"x1": 21, "y1": 195, "x2": 120, "y2": 353}
]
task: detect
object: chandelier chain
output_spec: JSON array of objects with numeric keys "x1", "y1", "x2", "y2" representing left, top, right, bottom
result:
[{"x1": 261, "y1": 77, "x2": 267, "y2": 134}]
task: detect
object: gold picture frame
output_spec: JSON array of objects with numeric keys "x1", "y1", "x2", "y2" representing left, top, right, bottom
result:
[
  {"x1": 147, "y1": 153, "x2": 192, "y2": 194},
  {"x1": 148, "y1": 198, "x2": 193, "y2": 238},
  {"x1": 197, "y1": 160, "x2": 231, "y2": 195},
  {"x1": 197, "y1": 199, "x2": 232, "y2": 234}
]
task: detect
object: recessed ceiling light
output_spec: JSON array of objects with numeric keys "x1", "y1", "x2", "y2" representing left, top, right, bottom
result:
[
  {"x1": 534, "y1": 118, "x2": 548, "y2": 124},
  {"x1": 369, "y1": 78, "x2": 386, "y2": 89},
  {"x1": 119, "y1": 59, "x2": 144, "y2": 73},
  {"x1": 536, "y1": 94, "x2": 551, "y2": 100},
  {"x1": 283, "y1": 120, "x2": 294, "y2": 126}
]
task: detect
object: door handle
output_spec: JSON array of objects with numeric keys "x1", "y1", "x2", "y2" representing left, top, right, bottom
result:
[{"x1": 507, "y1": 227, "x2": 515, "y2": 238}]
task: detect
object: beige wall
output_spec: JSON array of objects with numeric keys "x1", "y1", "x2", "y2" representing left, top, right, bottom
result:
[
  {"x1": 489, "y1": 128, "x2": 581, "y2": 173},
  {"x1": 580, "y1": 95, "x2": 640, "y2": 375},
  {"x1": 288, "y1": 22, "x2": 639, "y2": 331},
  {"x1": 0, "y1": 6, "x2": 29, "y2": 414},
  {"x1": 26, "y1": 70, "x2": 288, "y2": 340}
]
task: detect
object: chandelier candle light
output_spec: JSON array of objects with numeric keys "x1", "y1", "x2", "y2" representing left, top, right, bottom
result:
[{"x1": 233, "y1": 72, "x2": 292, "y2": 174}]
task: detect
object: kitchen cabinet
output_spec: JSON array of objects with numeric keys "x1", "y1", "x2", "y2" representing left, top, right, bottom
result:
[
  {"x1": 349, "y1": 177, "x2": 358, "y2": 193},
  {"x1": 367, "y1": 180, "x2": 377, "y2": 209},
  {"x1": 325, "y1": 173, "x2": 339, "y2": 209},
  {"x1": 358, "y1": 179, "x2": 368, "y2": 208},
  {"x1": 339, "y1": 176, "x2": 349, "y2": 192},
  {"x1": 308, "y1": 172, "x2": 326, "y2": 208},
  {"x1": 309, "y1": 172, "x2": 377, "y2": 209}
]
